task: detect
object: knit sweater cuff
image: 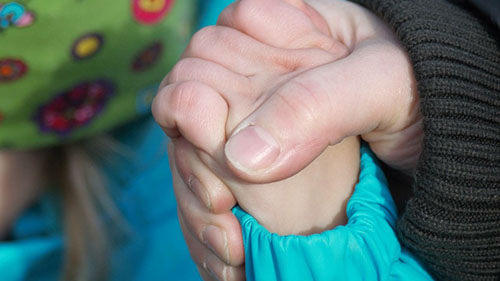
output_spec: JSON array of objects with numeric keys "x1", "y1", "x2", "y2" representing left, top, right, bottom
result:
[{"x1": 348, "y1": 0, "x2": 500, "y2": 280}]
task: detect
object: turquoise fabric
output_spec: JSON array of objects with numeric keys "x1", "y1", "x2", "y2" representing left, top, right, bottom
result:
[
  {"x1": 197, "y1": 0, "x2": 235, "y2": 29},
  {"x1": 0, "y1": 117, "x2": 201, "y2": 281},
  {"x1": 233, "y1": 145, "x2": 434, "y2": 281}
]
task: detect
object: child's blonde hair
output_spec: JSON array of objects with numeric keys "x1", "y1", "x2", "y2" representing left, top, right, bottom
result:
[{"x1": 53, "y1": 137, "x2": 125, "y2": 281}]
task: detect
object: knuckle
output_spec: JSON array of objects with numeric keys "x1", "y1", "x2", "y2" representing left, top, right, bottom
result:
[
  {"x1": 168, "y1": 58, "x2": 199, "y2": 83},
  {"x1": 153, "y1": 81, "x2": 202, "y2": 128},
  {"x1": 231, "y1": 0, "x2": 256, "y2": 28},
  {"x1": 169, "y1": 81, "x2": 200, "y2": 114},
  {"x1": 186, "y1": 26, "x2": 218, "y2": 56},
  {"x1": 186, "y1": 26, "x2": 242, "y2": 60}
]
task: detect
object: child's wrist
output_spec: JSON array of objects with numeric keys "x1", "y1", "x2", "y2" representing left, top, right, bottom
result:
[{"x1": 234, "y1": 137, "x2": 360, "y2": 236}]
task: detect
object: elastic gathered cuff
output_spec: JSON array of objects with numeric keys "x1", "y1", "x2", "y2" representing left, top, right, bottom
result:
[{"x1": 233, "y1": 146, "x2": 433, "y2": 281}]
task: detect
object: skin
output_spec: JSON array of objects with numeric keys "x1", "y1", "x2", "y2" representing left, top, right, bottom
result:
[
  {"x1": 174, "y1": 135, "x2": 361, "y2": 236},
  {"x1": 170, "y1": 135, "x2": 360, "y2": 281},
  {"x1": 152, "y1": 0, "x2": 422, "y2": 280},
  {"x1": 0, "y1": 150, "x2": 48, "y2": 239}
]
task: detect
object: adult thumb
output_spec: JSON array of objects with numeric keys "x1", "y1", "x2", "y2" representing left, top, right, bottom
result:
[{"x1": 224, "y1": 43, "x2": 407, "y2": 183}]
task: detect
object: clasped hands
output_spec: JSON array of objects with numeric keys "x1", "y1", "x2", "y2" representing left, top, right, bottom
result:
[{"x1": 153, "y1": 0, "x2": 421, "y2": 280}]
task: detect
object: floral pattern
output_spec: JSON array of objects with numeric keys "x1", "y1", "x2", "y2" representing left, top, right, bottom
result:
[
  {"x1": 71, "y1": 33, "x2": 104, "y2": 60},
  {"x1": 0, "y1": 58, "x2": 27, "y2": 82},
  {"x1": 0, "y1": 0, "x2": 194, "y2": 149},
  {"x1": 35, "y1": 80, "x2": 115, "y2": 134},
  {"x1": 0, "y1": 2, "x2": 35, "y2": 30},
  {"x1": 132, "y1": 42, "x2": 163, "y2": 71},
  {"x1": 132, "y1": 0, "x2": 173, "y2": 25}
]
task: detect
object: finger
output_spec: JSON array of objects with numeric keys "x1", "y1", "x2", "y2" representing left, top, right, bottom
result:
[
  {"x1": 164, "y1": 58, "x2": 252, "y2": 101},
  {"x1": 166, "y1": 49, "x2": 344, "y2": 134},
  {"x1": 197, "y1": 264, "x2": 218, "y2": 281},
  {"x1": 164, "y1": 49, "x2": 344, "y2": 139},
  {"x1": 224, "y1": 40, "x2": 413, "y2": 183},
  {"x1": 163, "y1": 57, "x2": 257, "y2": 130},
  {"x1": 183, "y1": 25, "x2": 329, "y2": 77},
  {"x1": 172, "y1": 138, "x2": 236, "y2": 213},
  {"x1": 170, "y1": 143, "x2": 245, "y2": 266},
  {"x1": 217, "y1": 0, "x2": 342, "y2": 52},
  {"x1": 180, "y1": 215, "x2": 246, "y2": 281},
  {"x1": 152, "y1": 80, "x2": 228, "y2": 156}
]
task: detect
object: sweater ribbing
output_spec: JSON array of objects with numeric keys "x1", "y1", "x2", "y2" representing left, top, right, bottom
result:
[{"x1": 348, "y1": 0, "x2": 500, "y2": 280}]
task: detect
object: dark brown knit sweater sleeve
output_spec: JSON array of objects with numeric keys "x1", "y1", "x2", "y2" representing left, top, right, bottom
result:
[{"x1": 348, "y1": 0, "x2": 500, "y2": 280}]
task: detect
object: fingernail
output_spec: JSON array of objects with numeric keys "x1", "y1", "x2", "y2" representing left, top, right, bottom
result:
[
  {"x1": 204, "y1": 254, "x2": 227, "y2": 281},
  {"x1": 202, "y1": 225, "x2": 229, "y2": 264},
  {"x1": 225, "y1": 125, "x2": 280, "y2": 173},
  {"x1": 187, "y1": 176, "x2": 212, "y2": 211}
]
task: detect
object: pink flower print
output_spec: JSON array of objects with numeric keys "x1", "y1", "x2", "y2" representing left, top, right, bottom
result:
[
  {"x1": 35, "y1": 80, "x2": 115, "y2": 135},
  {"x1": 0, "y1": 2, "x2": 35, "y2": 30},
  {"x1": 15, "y1": 11, "x2": 34, "y2": 27},
  {"x1": 132, "y1": 0, "x2": 173, "y2": 25}
]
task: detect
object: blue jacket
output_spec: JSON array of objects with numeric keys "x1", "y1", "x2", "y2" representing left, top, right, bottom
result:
[{"x1": 0, "y1": 118, "x2": 201, "y2": 281}]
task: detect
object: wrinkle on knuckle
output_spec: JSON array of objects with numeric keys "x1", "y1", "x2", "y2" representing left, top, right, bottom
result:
[
  {"x1": 187, "y1": 26, "x2": 218, "y2": 57},
  {"x1": 168, "y1": 58, "x2": 196, "y2": 83},
  {"x1": 191, "y1": 26, "x2": 245, "y2": 60},
  {"x1": 169, "y1": 81, "x2": 199, "y2": 115}
]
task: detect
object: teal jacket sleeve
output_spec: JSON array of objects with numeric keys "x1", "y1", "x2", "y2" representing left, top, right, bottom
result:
[
  {"x1": 196, "y1": 0, "x2": 235, "y2": 29},
  {"x1": 232, "y1": 146, "x2": 434, "y2": 281}
]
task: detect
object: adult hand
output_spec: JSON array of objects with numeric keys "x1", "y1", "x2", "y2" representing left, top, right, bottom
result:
[
  {"x1": 217, "y1": 0, "x2": 422, "y2": 183},
  {"x1": 153, "y1": 0, "x2": 422, "y2": 279}
]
